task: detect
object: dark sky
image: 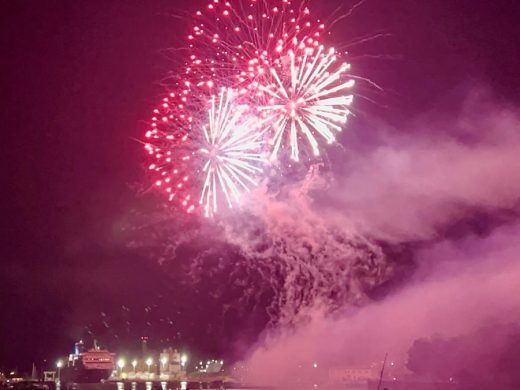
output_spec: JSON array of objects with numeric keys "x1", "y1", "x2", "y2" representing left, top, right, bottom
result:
[{"x1": 1, "y1": 0, "x2": 520, "y2": 372}]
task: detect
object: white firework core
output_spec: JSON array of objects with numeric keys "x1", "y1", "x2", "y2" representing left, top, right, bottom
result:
[{"x1": 200, "y1": 88, "x2": 265, "y2": 217}]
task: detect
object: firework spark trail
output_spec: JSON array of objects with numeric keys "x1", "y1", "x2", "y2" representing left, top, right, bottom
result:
[{"x1": 129, "y1": 169, "x2": 391, "y2": 327}]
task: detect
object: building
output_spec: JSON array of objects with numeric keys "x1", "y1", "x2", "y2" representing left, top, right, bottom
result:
[
  {"x1": 112, "y1": 347, "x2": 187, "y2": 381},
  {"x1": 329, "y1": 367, "x2": 379, "y2": 384},
  {"x1": 159, "y1": 348, "x2": 185, "y2": 376}
]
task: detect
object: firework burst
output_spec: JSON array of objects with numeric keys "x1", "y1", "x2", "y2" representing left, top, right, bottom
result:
[
  {"x1": 183, "y1": 0, "x2": 354, "y2": 162},
  {"x1": 200, "y1": 88, "x2": 265, "y2": 217},
  {"x1": 257, "y1": 43, "x2": 354, "y2": 161},
  {"x1": 146, "y1": 87, "x2": 264, "y2": 216},
  {"x1": 145, "y1": 0, "x2": 357, "y2": 215}
]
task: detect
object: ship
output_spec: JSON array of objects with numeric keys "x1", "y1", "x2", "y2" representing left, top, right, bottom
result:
[{"x1": 60, "y1": 341, "x2": 115, "y2": 384}]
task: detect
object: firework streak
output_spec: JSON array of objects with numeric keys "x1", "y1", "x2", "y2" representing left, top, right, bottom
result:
[{"x1": 145, "y1": 0, "x2": 355, "y2": 215}]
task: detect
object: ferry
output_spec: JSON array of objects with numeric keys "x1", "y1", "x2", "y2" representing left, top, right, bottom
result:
[{"x1": 60, "y1": 341, "x2": 115, "y2": 384}]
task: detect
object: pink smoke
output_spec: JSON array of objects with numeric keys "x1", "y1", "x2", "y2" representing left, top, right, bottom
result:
[{"x1": 236, "y1": 90, "x2": 520, "y2": 383}]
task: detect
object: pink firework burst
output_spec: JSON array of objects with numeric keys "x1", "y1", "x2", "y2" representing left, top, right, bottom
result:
[
  {"x1": 146, "y1": 86, "x2": 265, "y2": 216},
  {"x1": 146, "y1": 89, "x2": 198, "y2": 213},
  {"x1": 185, "y1": 0, "x2": 324, "y2": 89}
]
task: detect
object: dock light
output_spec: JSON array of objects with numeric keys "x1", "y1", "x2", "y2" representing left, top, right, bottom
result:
[
  {"x1": 132, "y1": 360, "x2": 137, "y2": 371},
  {"x1": 56, "y1": 360, "x2": 63, "y2": 380},
  {"x1": 146, "y1": 358, "x2": 153, "y2": 372},
  {"x1": 160, "y1": 356, "x2": 168, "y2": 366},
  {"x1": 181, "y1": 354, "x2": 188, "y2": 367},
  {"x1": 117, "y1": 359, "x2": 125, "y2": 378}
]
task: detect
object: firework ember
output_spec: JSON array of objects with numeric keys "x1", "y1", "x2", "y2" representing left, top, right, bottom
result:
[{"x1": 146, "y1": 0, "x2": 355, "y2": 215}]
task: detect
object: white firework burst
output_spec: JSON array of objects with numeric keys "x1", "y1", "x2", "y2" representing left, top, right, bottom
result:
[
  {"x1": 200, "y1": 88, "x2": 265, "y2": 217},
  {"x1": 258, "y1": 44, "x2": 355, "y2": 161}
]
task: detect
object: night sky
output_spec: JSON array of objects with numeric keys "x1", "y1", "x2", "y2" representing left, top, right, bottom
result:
[{"x1": 2, "y1": 0, "x2": 520, "y2": 372}]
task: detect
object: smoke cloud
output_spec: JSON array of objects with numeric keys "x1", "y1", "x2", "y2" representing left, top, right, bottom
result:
[
  {"x1": 227, "y1": 90, "x2": 520, "y2": 385},
  {"x1": 244, "y1": 223, "x2": 520, "y2": 383}
]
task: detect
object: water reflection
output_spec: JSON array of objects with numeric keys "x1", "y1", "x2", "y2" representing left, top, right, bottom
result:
[{"x1": 52, "y1": 381, "x2": 209, "y2": 390}]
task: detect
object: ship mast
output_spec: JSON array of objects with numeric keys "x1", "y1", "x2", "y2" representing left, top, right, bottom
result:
[{"x1": 377, "y1": 352, "x2": 388, "y2": 390}]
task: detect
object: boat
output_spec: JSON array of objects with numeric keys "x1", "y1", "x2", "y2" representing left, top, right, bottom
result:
[{"x1": 60, "y1": 341, "x2": 115, "y2": 384}]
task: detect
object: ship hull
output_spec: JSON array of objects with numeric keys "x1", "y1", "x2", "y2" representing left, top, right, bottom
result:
[{"x1": 61, "y1": 367, "x2": 112, "y2": 384}]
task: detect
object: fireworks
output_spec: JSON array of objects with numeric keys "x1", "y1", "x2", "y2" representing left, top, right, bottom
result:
[
  {"x1": 200, "y1": 88, "x2": 265, "y2": 217},
  {"x1": 258, "y1": 44, "x2": 354, "y2": 161},
  {"x1": 146, "y1": 88, "x2": 265, "y2": 216},
  {"x1": 145, "y1": 0, "x2": 356, "y2": 215}
]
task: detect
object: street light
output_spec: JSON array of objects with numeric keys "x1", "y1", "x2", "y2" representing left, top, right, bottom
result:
[
  {"x1": 160, "y1": 357, "x2": 168, "y2": 373},
  {"x1": 180, "y1": 355, "x2": 187, "y2": 371},
  {"x1": 132, "y1": 360, "x2": 137, "y2": 372},
  {"x1": 56, "y1": 360, "x2": 63, "y2": 381},
  {"x1": 146, "y1": 358, "x2": 153, "y2": 373},
  {"x1": 117, "y1": 359, "x2": 125, "y2": 377}
]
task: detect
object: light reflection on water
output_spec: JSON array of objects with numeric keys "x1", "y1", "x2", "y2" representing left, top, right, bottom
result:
[
  {"x1": 55, "y1": 382, "x2": 217, "y2": 390},
  {"x1": 53, "y1": 384, "x2": 368, "y2": 390}
]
